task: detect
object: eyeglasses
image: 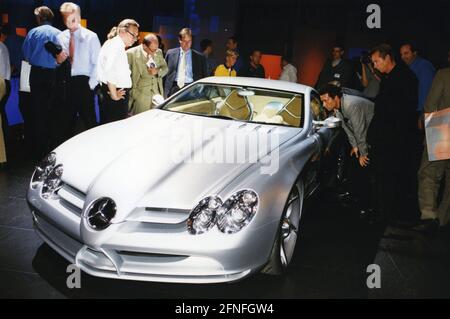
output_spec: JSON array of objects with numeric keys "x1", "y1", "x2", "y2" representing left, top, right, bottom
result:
[{"x1": 126, "y1": 30, "x2": 139, "y2": 41}]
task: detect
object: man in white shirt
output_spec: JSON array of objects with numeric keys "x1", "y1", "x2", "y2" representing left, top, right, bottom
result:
[
  {"x1": 97, "y1": 19, "x2": 139, "y2": 123},
  {"x1": 0, "y1": 26, "x2": 11, "y2": 156},
  {"x1": 279, "y1": 56, "x2": 297, "y2": 83},
  {"x1": 54, "y1": 2, "x2": 101, "y2": 146}
]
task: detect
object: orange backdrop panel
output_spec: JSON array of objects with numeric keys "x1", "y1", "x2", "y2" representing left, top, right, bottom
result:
[
  {"x1": 80, "y1": 19, "x2": 87, "y2": 28},
  {"x1": 16, "y1": 28, "x2": 27, "y2": 37},
  {"x1": 260, "y1": 54, "x2": 282, "y2": 80},
  {"x1": 139, "y1": 32, "x2": 152, "y2": 43},
  {"x1": 2, "y1": 14, "x2": 8, "y2": 24}
]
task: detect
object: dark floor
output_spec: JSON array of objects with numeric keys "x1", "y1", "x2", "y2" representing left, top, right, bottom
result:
[{"x1": 1, "y1": 133, "x2": 450, "y2": 299}]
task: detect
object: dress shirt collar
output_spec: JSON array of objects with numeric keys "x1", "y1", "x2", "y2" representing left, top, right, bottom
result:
[
  {"x1": 141, "y1": 45, "x2": 149, "y2": 59},
  {"x1": 70, "y1": 25, "x2": 81, "y2": 36},
  {"x1": 409, "y1": 56, "x2": 424, "y2": 69},
  {"x1": 331, "y1": 59, "x2": 342, "y2": 67},
  {"x1": 180, "y1": 47, "x2": 191, "y2": 55},
  {"x1": 283, "y1": 63, "x2": 293, "y2": 71},
  {"x1": 113, "y1": 35, "x2": 127, "y2": 48}
]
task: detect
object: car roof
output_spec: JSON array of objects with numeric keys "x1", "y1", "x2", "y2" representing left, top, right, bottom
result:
[{"x1": 199, "y1": 76, "x2": 312, "y2": 95}]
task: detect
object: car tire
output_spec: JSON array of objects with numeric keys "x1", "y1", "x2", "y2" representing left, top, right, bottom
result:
[{"x1": 262, "y1": 180, "x2": 304, "y2": 275}]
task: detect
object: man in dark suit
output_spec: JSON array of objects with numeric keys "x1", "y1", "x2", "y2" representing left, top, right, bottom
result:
[{"x1": 164, "y1": 28, "x2": 207, "y2": 98}]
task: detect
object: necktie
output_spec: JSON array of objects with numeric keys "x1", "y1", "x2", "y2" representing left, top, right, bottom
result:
[
  {"x1": 69, "y1": 31, "x2": 75, "y2": 65},
  {"x1": 177, "y1": 51, "x2": 186, "y2": 88}
]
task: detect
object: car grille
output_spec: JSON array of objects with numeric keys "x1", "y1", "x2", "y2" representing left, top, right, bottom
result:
[{"x1": 57, "y1": 183, "x2": 87, "y2": 216}]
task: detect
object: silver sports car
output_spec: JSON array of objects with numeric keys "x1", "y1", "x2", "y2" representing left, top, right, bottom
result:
[{"x1": 27, "y1": 77, "x2": 341, "y2": 283}]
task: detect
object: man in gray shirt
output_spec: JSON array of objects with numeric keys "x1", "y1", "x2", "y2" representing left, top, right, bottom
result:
[{"x1": 319, "y1": 84, "x2": 375, "y2": 214}]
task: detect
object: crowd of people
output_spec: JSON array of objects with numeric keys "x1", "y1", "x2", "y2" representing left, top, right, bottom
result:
[
  {"x1": 0, "y1": 3, "x2": 286, "y2": 164},
  {"x1": 317, "y1": 43, "x2": 450, "y2": 235},
  {"x1": 0, "y1": 3, "x2": 448, "y2": 235}
]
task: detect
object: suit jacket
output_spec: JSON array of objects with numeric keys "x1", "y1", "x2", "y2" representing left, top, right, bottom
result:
[
  {"x1": 337, "y1": 94, "x2": 374, "y2": 157},
  {"x1": 368, "y1": 63, "x2": 418, "y2": 157},
  {"x1": 127, "y1": 46, "x2": 168, "y2": 115},
  {"x1": 164, "y1": 47, "x2": 207, "y2": 98}
]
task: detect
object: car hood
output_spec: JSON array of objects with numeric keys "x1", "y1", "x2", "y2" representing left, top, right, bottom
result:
[{"x1": 55, "y1": 109, "x2": 300, "y2": 216}]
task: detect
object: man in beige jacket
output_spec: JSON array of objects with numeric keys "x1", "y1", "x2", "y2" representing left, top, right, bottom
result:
[
  {"x1": 127, "y1": 33, "x2": 168, "y2": 115},
  {"x1": 414, "y1": 66, "x2": 450, "y2": 234}
]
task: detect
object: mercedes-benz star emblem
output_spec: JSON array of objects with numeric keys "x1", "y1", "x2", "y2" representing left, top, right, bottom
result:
[{"x1": 86, "y1": 198, "x2": 117, "y2": 230}]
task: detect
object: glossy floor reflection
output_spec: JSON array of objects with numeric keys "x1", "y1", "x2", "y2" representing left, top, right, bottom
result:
[{"x1": 1, "y1": 159, "x2": 449, "y2": 299}]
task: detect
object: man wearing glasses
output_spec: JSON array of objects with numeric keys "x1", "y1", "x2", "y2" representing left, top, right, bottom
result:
[
  {"x1": 164, "y1": 28, "x2": 207, "y2": 98},
  {"x1": 127, "y1": 33, "x2": 168, "y2": 115},
  {"x1": 97, "y1": 19, "x2": 139, "y2": 124},
  {"x1": 315, "y1": 45, "x2": 357, "y2": 90}
]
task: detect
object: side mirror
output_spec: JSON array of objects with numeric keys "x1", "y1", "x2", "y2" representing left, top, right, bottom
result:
[{"x1": 313, "y1": 116, "x2": 342, "y2": 129}]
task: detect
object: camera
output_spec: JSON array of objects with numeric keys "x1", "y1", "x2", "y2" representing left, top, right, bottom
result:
[
  {"x1": 360, "y1": 52, "x2": 372, "y2": 65},
  {"x1": 44, "y1": 41, "x2": 63, "y2": 58}
]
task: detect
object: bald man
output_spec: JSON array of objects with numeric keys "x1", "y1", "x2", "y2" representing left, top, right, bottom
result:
[{"x1": 127, "y1": 33, "x2": 168, "y2": 115}]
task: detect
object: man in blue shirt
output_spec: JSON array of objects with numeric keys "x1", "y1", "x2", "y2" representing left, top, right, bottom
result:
[
  {"x1": 52, "y1": 2, "x2": 101, "y2": 147},
  {"x1": 400, "y1": 43, "x2": 436, "y2": 204},
  {"x1": 400, "y1": 43, "x2": 436, "y2": 120},
  {"x1": 22, "y1": 6, "x2": 64, "y2": 161}
]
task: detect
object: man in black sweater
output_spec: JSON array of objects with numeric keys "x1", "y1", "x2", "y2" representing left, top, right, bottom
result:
[
  {"x1": 368, "y1": 43, "x2": 419, "y2": 223},
  {"x1": 316, "y1": 45, "x2": 356, "y2": 89}
]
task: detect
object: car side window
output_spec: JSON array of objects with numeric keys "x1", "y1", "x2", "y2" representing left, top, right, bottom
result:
[{"x1": 310, "y1": 92, "x2": 326, "y2": 121}]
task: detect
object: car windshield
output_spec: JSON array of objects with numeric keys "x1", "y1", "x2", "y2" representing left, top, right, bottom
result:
[{"x1": 161, "y1": 83, "x2": 304, "y2": 128}]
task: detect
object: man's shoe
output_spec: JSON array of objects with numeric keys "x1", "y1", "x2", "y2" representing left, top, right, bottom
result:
[
  {"x1": 411, "y1": 219, "x2": 440, "y2": 236},
  {"x1": 335, "y1": 191, "x2": 358, "y2": 207},
  {"x1": 359, "y1": 208, "x2": 375, "y2": 219},
  {"x1": 360, "y1": 208, "x2": 385, "y2": 225}
]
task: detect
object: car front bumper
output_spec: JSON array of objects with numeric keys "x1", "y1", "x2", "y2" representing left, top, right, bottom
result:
[{"x1": 27, "y1": 184, "x2": 278, "y2": 284}]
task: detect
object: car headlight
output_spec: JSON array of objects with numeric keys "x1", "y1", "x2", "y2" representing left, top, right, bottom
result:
[
  {"x1": 31, "y1": 152, "x2": 57, "y2": 189},
  {"x1": 217, "y1": 190, "x2": 258, "y2": 234},
  {"x1": 41, "y1": 165, "x2": 64, "y2": 199},
  {"x1": 187, "y1": 196, "x2": 222, "y2": 235}
]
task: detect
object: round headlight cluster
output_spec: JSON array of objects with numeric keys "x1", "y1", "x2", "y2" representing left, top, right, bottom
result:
[
  {"x1": 187, "y1": 190, "x2": 259, "y2": 235},
  {"x1": 41, "y1": 165, "x2": 64, "y2": 199},
  {"x1": 217, "y1": 190, "x2": 258, "y2": 234},
  {"x1": 31, "y1": 152, "x2": 57, "y2": 189},
  {"x1": 30, "y1": 153, "x2": 64, "y2": 199},
  {"x1": 187, "y1": 196, "x2": 222, "y2": 235}
]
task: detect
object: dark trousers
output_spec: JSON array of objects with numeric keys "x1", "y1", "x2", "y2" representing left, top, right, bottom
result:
[
  {"x1": 18, "y1": 91, "x2": 33, "y2": 156},
  {"x1": 337, "y1": 138, "x2": 373, "y2": 209},
  {"x1": 348, "y1": 151, "x2": 373, "y2": 209},
  {"x1": 51, "y1": 76, "x2": 97, "y2": 148},
  {"x1": 169, "y1": 82, "x2": 182, "y2": 97},
  {"x1": 98, "y1": 84, "x2": 129, "y2": 124},
  {"x1": 0, "y1": 79, "x2": 11, "y2": 153},
  {"x1": 169, "y1": 82, "x2": 192, "y2": 97},
  {"x1": 371, "y1": 145, "x2": 417, "y2": 221},
  {"x1": 29, "y1": 66, "x2": 56, "y2": 161}
]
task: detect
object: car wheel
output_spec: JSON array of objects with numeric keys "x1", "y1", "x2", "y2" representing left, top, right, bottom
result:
[{"x1": 262, "y1": 180, "x2": 304, "y2": 275}]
